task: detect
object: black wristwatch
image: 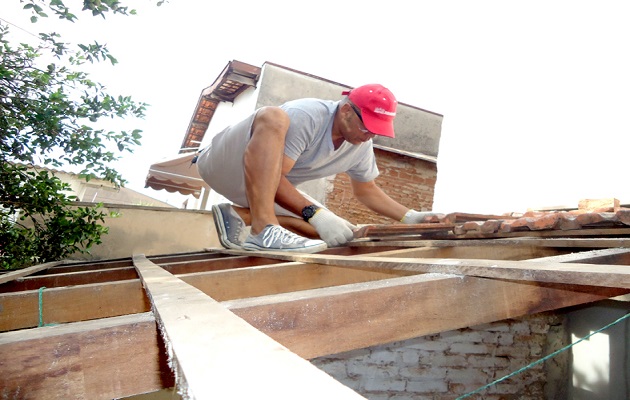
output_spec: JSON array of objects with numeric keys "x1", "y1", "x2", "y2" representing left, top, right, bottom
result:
[{"x1": 301, "y1": 205, "x2": 320, "y2": 222}]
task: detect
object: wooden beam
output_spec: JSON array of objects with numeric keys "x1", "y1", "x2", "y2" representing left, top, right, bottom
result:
[
  {"x1": 0, "y1": 267, "x2": 138, "y2": 292},
  {"x1": 0, "y1": 280, "x2": 149, "y2": 332},
  {"x1": 225, "y1": 273, "x2": 627, "y2": 359},
  {"x1": 0, "y1": 255, "x2": 280, "y2": 293},
  {"x1": 0, "y1": 313, "x2": 173, "y2": 399},
  {"x1": 349, "y1": 244, "x2": 563, "y2": 261},
  {"x1": 0, "y1": 261, "x2": 61, "y2": 284},
  {"x1": 132, "y1": 254, "x2": 365, "y2": 399},
  {"x1": 0, "y1": 262, "x2": 403, "y2": 332},
  {"x1": 352, "y1": 237, "x2": 630, "y2": 249},
  {"x1": 217, "y1": 249, "x2": 630, "y2": 289}
]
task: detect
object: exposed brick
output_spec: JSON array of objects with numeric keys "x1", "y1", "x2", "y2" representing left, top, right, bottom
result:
[
  {"x1": 467, "y1": 355, "x2": 511, "y2": 369},
  {"x1": 364, "y1": 376, "x2": 406, "y2": 392},
  {"x1": 399, "y1": 366, "x2": 447, "y2": 380},
  {"x1": 449, "y1": 343, "x2": 490, "y2": 354},
  {"x1": 406, "y1": 379, "x2": 449, "y2": 393},
  {"x1": 369, "y1": 347, "x2": 399, "y2": 364},
  {"x1": 314, "y1": 313, "x2": 566, "y2": 399},
  {"x1": 447, "y1": 367, "x2": 490, "y2": 384},
  {"x1": 430, "y1": 354, "x2": 468, "y2": 367},
  {"x1": 327, "y1": 150, "x2": 437, "y2": 224},
  {"x1": 406, "y1": 340, "x2": 450, "y2": 352}
]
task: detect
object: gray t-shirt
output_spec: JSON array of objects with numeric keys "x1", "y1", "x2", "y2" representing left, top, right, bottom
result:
[
  {"x1": 196, "y1": 97, "x2": 379, "y2": 209},
  {"x1": 281, "y1": 98, "x2": 379, "y2": 185}
]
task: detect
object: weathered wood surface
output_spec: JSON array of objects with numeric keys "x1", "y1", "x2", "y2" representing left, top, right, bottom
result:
[
  {"x1": 0, "y1": 280, "x2": 149, "y2": 332},
  {"x1": 0, "y1": 263, "x2": 404, "y2": 332},
  {"x1": 0, "y1": 261, "x2": 61, "y2": 285},
  {"x1": 353, "y1": 222, "x2": 456, "y2": 238},
  {"x1": 2, "y1": 249, "x2": 627, "y2": 398},
  {"x1": 133, "y1": 254, "x2": 366, "y2": 400},
  {"x1": 352, "y1": 237, "x2": 630, "y2": 249},
  {"x1": 3, "y1": 246, "x2": 627, "y2": 332},
  {"x1": 0, "y1": 255, "x2": 280, "y2": 293},
  {"x1": 0, "y1": 313, "x2": 172, "y2": 399},
  {"x1": 225, "y1": 273, "x2": 627, "y2": 358},
  {"x1": 218, "y1": 249, "x2": 630, "y2": 289}
]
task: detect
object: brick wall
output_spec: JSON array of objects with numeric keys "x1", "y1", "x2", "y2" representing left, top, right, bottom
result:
[
  {"x1": 312, "y1": 312, "x2": 569, "y2": 400},
  {"x1": 327, "y1": 148, "x2": 439, "y2": 225}
]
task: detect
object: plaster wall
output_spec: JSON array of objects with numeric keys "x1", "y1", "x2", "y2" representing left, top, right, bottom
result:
[{"x1": 65, "y1": 204, "x2": 219, "y2": 261}]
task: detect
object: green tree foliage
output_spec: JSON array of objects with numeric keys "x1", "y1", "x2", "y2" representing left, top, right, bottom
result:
[{"x1": 1, "y1": 1, "x2": 158, "y2": 269}]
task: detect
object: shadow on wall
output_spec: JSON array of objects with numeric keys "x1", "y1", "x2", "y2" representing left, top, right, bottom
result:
[{"x1": 568, "y1": 299, "x2": 630, "y2": 400}]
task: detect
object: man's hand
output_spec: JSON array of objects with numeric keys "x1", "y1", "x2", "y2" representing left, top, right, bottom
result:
[
  {"x1": 309, "y1": 209, "x2": 356, "y2": 247},
  {"x1": 401, "y1": 209, "x2": 445, "y2": 224}
]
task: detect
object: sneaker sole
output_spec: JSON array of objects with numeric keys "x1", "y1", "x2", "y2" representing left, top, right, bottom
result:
[
  {"x1": 242, "y1": 241, "x2": 327, "y2": 254},
  {"x1": 211, "y1": 204, "x2": 242, "y2": 250}
]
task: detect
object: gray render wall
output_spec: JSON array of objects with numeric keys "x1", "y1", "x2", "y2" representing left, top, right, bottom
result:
[{"x1": 312, "y1": 312, "x2": 569, "y2": 400}]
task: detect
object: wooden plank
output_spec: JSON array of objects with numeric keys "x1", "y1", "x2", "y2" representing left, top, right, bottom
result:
[
  {"x1": 0, "y1": 267, "x2": 139, "y2": 292},
  {"x1": 0, "y1": 255, "x2": 280, "y2": 293},
  {"x1": 353, "y1": 222, "x2": 456, "y2": 238},
  {"x1": 0, "y1": 261, "x2": 61, "y2": 285},
  {"x1": 185, "y1": 262, "x2": 408, "y2": 301},
  {"x1": 351, "y1": 237, "x2": 630, "y2": 249},
  {"x1": 0, "y1": 262, "x2": 404, "y2": 332},
  {"x1": 217, "y1": 249, "x2": 630, "y2": 289},
  {"x1": 350, "y1": 244, "x2": 563, "y2": 262},
  {"x1": 438, "y1": 227, "x2": 630, "y2": 239},
  {"x1": 0, "y1": 313, "x2": 173, "y2": 399},
  {"x1": 132, "y1": 254, "x2": 365, "y2": 400},
  {"x1": 224, "y1": 273, "x2": 628, "y2": 359},
  {"x1": 0, "y1": 280, "x2": 149, "y2": 332}
]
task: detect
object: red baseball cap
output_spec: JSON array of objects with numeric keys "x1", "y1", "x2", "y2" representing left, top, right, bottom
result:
[{"x1": 342, "y1": 84, "x2": 397, "y2": 138}]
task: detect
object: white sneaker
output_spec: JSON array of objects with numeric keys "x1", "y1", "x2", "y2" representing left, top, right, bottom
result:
[{"x1": 242, "y1": 225, "x2": 327, "y2": 253}]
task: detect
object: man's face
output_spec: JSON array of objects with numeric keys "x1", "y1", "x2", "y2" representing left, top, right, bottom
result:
[{"x1": 343, "y1": 103, "x2": 376, "y2": 145}]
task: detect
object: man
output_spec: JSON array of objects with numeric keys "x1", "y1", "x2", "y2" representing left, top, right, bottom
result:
[{"x1": 196, "y1": 84, "x2": 440, "y2": 253}]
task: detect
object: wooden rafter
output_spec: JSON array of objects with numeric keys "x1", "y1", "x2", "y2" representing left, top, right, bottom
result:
[{"x1": 132, "y1": 254, "x2": 365, "y2": 400}]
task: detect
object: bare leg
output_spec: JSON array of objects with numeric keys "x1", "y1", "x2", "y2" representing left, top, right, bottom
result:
[{"x1": 243, "y1": 107, "x2": 289, "y2": 235}]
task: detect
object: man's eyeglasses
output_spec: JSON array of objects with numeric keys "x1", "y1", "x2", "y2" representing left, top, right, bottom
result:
[
  {"x1": 349, "y1": 103, "x2": 363, "y2": 123},
  {"x1": 349, "y1": 103, "x2": 370, "y2": 133}
]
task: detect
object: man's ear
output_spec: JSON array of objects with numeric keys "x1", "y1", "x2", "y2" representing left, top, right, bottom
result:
[{"x1": 340, "y1": 102, "x2": 353, "y2": 120}]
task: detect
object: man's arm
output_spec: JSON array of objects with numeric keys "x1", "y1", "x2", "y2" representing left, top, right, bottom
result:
[
  {"x1": 350, "y1": 179, "x2": 409, "y2": 221},
  {"x1": 272, "y1": 155, "x2": 314, "y2": 215}
]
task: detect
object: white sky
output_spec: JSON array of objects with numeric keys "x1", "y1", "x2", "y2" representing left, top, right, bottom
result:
[{"x1": 3, "y1": 1, "x2": 630, "y2": 214}]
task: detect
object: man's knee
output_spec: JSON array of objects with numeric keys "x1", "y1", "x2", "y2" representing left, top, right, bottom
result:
[{"x1": 251, "y1": 107, "x2": 290, "y2": 138}]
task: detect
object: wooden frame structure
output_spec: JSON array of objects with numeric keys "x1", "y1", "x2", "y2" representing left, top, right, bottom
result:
[{"x1": 2, "y1": 230, "x2": 630, "y2": 398}]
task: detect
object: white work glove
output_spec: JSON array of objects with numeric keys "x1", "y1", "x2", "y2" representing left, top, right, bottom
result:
[
  {"x1": 401, "y1": 209, "x2": 445, "y2": 224},
  {"x1": 308, "y1": 208, "x2": 356, "y2": 247}
]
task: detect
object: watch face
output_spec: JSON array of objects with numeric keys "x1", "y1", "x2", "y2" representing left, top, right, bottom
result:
[{"x1": 303, "y1": 206, "x2": 316, "y2": 221}]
